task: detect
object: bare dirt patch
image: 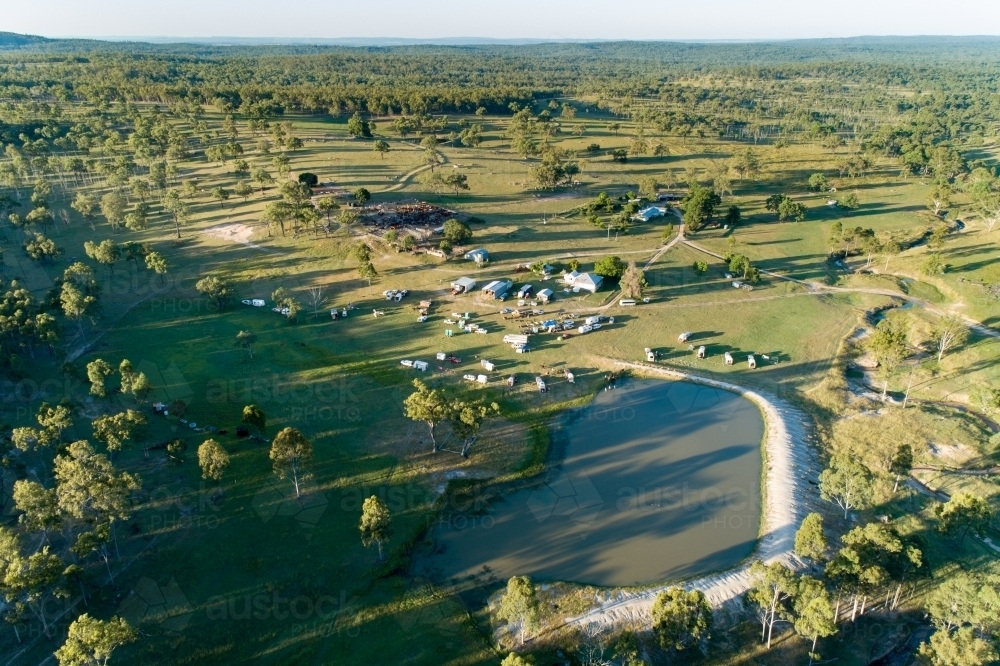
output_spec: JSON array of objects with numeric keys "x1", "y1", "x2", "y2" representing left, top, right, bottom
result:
[{"x1": 201, "y1": 223, "x2": 277, "y2": 253}]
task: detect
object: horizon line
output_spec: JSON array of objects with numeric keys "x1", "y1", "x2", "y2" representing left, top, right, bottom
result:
[{"x1": 14, "y1": 33, "x2": 1000, "y2": 45}]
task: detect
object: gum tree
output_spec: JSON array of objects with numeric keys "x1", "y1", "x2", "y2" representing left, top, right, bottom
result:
[
  {"x1": 359, "y1": 495, "x2": 393, "y2": 561},
  {"x1": 269, "y1": 427, "x2": 313, "y2": 498}
]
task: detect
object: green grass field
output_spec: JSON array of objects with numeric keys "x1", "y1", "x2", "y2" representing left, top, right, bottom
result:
[{"x1": 1, "y1": 106, "x2": 998, "y2": 665}]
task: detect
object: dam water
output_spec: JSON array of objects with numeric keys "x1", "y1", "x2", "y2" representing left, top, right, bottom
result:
[{"x1": 427, "y1": 379, "x2": 765, "y2": 587}]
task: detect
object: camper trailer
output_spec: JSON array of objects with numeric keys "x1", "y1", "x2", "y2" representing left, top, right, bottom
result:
[
  {"x1": 697, "y1": 346, "x2": 706, "y2": 359},
  {"x1": 748, "y1": 355, "x2": 757, "y2": 369},
  {"x1": 481, "y1": 360, "x2": 495, "y2": 372},
  {"x1": 724, "y1": 352, "x2": 734, "y2": 365},
  {"x1": 646, "y1": 348, "x2": 656, "y2": 362}
]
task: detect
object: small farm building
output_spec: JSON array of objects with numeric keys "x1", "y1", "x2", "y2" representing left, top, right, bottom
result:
[{"x1": 451, "y1": 277, "x2": 477, "y2": 293}]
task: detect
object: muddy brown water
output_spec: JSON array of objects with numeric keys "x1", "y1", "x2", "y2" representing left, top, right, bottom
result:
[{"x1": 426, "y1": 379, "x2": 765, "y2": 587}]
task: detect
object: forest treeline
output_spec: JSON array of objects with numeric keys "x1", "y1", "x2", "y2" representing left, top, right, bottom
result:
[{"x1": 1, "y1": 34, "x2": 1000, "y2": 129}]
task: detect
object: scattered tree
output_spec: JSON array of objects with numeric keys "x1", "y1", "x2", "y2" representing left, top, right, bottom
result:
[
  {"x1": 496, "y1": 576, "x2": 540, "y2": 647},
  {"x1": 651, "y1": 587, "x2": 713, "y2": 652},
  {"x1": 932, "y1": 315, "x2": 969, "y2": 362},
  {"x1": 198, "y1": 439, "x2": 230, "y2": 481},
  {"x1": 448, "y1": 397, "x2": 500, "y2": 457},
  {"x1": 922, "y1": 253, "x2": 946, "y2": 276},
  {"x1": 868, "y1": 318, "x2": 909, "y2": 399},
  {"x1": 808, "y1": 173, "x2": 829, "y2": 191},
  {"x1": 748, "y1": 560, "x2": 798, "y2": 649},
  {"x1": 889, "y1": 443, "x2": 913, "y2": 494},
  {"x1": 918, "y1": 626, "x2": 998, "y2": 666},
  {"x1": 269, "y1": 427, "x2": 313, "y2": 498},
  {"x1": 795, "y1": 513, "x2": 828, "y2": 562},
  {"x1": 619, "y1": 261, "x2": 647, "y2": 299},
  {"x1": 819, "y1": 454, "x2": 876, "y2": 518},
  {"x1": 55, "y1": 614, "x2": 137, "y2": 666},
  {"x1": 794, "y1": 578, "x2": 838, "y2": 666},
  {"x1": 594, "y1": 255, "x2": 627, "y2": 279},
  {"x1": 236, "y1": 330, "x2": 257, "y2": 360},
  {"x1": 347, "y1": 112, "x2": 371, "y2": 138},
  {"x1": 195, "y1": 275, "x2": 234, "y2": 310},
  {"x1": 12, "y1": 480, "x2": 61, "y2": 542},
  {"x1": 359, "y1": 495, "x2": 393, "y2": 561},
  {"x1": 731, "y1": 147, "x2": 762, "y2": 180},
  {"x1": 680, "y1": 184, "x2": 721, "y2": 231},
  {"x1": 404, "y1": 379, "x2": 450, "y2": 452},
  {"x1": 442, "y1": 218, "x2": 472, "y2": 245},
  {"x1": 935, "y1": 492, "x2": 993, "y2": 541},
  {"x1": 241, "y1": 404, "x2": 266, "y2": 437},
  {"x1": 91, "y1": 410, "x2": 147, "y2": 454},
  {"x1": 86, "y1": 360, "x2": 115, "y2": 398}
]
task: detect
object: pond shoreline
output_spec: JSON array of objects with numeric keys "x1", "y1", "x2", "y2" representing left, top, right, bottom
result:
[
  {"x1": 423, "y1": 374, "x2": 767, "y2": 587},
  {"x1": 564, "y1": 359, "x2": 822, "y2": 629}
]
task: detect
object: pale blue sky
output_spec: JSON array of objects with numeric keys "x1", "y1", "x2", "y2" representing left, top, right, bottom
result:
[{"x1": 6, "y1": 0, "x2": 1000, "y2": 41}]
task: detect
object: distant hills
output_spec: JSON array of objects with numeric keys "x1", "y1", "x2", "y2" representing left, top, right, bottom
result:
[
  {"x1": 90, "y1": 36, "x2": 604, "y2": 46},
  {"x1": 1, "y1": 31, "x2": 999, "y2": 55},
  {"x1": 0, "y1": 32, "x2": 53, "y2": 47}
]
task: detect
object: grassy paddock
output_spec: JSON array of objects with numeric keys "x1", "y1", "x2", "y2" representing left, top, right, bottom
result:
[{"x1": 1, "y1": 106, "x2": 997, "y2": 665}]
